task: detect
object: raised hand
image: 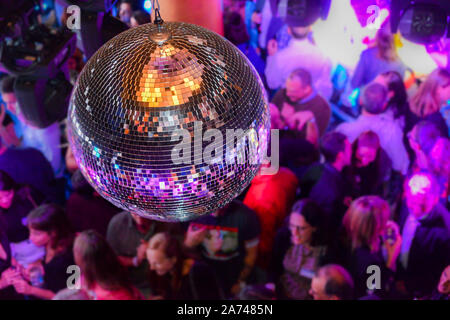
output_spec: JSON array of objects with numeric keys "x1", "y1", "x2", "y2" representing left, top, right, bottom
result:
[{"x1": 184, "y1": 223, "x2": 208, "y2": 248}]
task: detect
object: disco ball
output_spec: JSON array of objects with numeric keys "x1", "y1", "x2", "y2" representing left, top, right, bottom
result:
[{"x1": 67, "y1": 22, "x2": 269, "y2": 222}]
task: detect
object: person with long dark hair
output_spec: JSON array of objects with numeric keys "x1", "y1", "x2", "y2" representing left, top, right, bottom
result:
[
  {"x1": 269, "y1": 199, "x2": 334, "y2": 300},
  {"x1": 374, "y1": 70, "x2": 410, "y2": 124},
  {"x1": 5, "y1": 204, "x2": 75, "y2": 299},
  {"x1": 0, "y1": 170, "x2": 43, "y2": 244},
  {"x1": 74, "y1": 230, "x2": 141, "y2": 300}
]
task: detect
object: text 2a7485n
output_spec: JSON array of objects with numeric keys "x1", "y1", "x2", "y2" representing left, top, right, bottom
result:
[{"x1": 221, "y1": 304, "x2": 273, "y2": 315}]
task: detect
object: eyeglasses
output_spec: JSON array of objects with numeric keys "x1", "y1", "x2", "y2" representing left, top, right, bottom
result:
[{"x1": 289, "y1": 224, "x2": 310, "y2": 233}]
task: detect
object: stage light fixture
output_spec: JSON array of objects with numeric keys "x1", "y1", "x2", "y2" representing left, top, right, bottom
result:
[
  {"x1": 0, "y1": 0, "x2": 77, "y2": 128},
  {"x1": 391, "y1": 0, "x2": 450, "y2": 44},
  {"x1": 275, "y1": 0, "x2": 331, "y2": 27}
]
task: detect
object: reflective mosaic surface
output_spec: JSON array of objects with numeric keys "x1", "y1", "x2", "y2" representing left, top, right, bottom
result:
[{"x1": 68, "y1": 22, "x2": 269, "y2": 221}]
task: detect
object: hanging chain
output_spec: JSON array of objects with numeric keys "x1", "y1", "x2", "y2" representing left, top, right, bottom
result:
[
  {"x1": 152, "y1": 0, "x2": 160, "y2": 12},
  {"x1": 152, "y1": 0, "x2": 164, "y2": 25}
]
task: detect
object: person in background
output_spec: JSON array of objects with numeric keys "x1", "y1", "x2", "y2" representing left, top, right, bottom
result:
[
  {"x1": 106, "y1": 211, "x2": 175, "y2": 298},
  {"x1": 270, "y1": 68, "x2": 331, "y2": 145},
  {"x1": 74, "y1": 230, "x2": 141, "y2": 300},
  {"x1": 0, "y1": 229, "x2": 9, "y2": 286},
  {"x1": 374, "y1": 70, "x2": 410, "y2": 128},
  {"x1": 0, "y1": 171, "x2": 44, "y2": 244},
  {"x1": 118, "y1": 0, "x2": 134, "y2": 27},
  {"x1": 243, "y1": 0, "x2": 263, "y2": 51},
  {"x1": 223, "y1": 8, "x2": 266, "y2": 82},
  {"x1": 278, "y1": 129, "x2": 321, "y2": 185},
  {"x1": 0, "y1": 228, "x2": 21, "y2": 299},
  {"x1": 258, "y1": 0, "x2": 293, "y2": 53},
  {"x1": 237, "y1": 283, "x2": 277, "y2": 300},
  {"x1": 146, "y1": 232, "x2": 224, "y2": 300},
  {"x1": 407, "y1": 121, "x2": 443, "y2": 172},
  {"x1": 66, "y1": 170, "x2": 119, "y2": 237},
  {"x1": 256, "y1": 0, "x2": 276, "y2": 52},
  {"x1": 184, "y1": 200, "x2": 260, "y2": 298},
  {"x1": 4, "y1": 204, "x2": 75, "y2": 300},
  {"x1": 265, "y1": 25, "x2": 333, "y2": 100},
  {"x1": 64, "y1": 132, "x2": 78, "y2": 174},
  {"x1": 130, "y1": 10, "x2": 151, "y2": 27},
  {"x1": 343, "y1": 196, "x2": 402, "y2": 299},
  {"x1": 350, "y1": 131, "x2": 392, "y2": 198},
  {"x1": 408, "y1": 68, "x2": 450, "y2": 136},
  {"x1": 351, "y1": 23, "x2": 407, "y2": 89},
  {"x1": 309, "y1": 132, "x2": 353, "y2": 231},
  {"x1": 67, "y1": 49, "x2": 85, "y2": 85},
  {"x1": 0, "y1": 76, "x2": 63, "y2": 177},
  {"x1": 428, "y1": 137, "x2": 450, "y2": 206},
  {"x1": 0, "y1": 171, "x2": 46, "y2": 294},
  {"x1": 309, "y1": 264, "x2": 354, "y2": 300},
  {"x1": 396, "y1": 172, "x2": 450, "y2": 299},
  {"x1": 243, "y1": 164, "x2": 298, "y2": 269},
  {"x1": 269, "y1": 199, "x2": 333, "y2": 300},
  {"x1": 429, "y1": 265, "x2": 449, "y2": 300},
  {"x1": 336, "y1": 82, "x2": 409, "y2": 174},
  {"x1": 0, "y1": 75, "x2": 21, "y2": 147},
  {"x1": 0, "y1": 136, "x2": 58, "y2": 203},
  {"x1": 0, "y1": 98, "x2": 20, "y2": 148}
]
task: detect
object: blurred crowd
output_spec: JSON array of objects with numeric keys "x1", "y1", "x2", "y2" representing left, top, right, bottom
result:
[{"x1": 0, "y1": 0, "x2": 449, "y2": 300}]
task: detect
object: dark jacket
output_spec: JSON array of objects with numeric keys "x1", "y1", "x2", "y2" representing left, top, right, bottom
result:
[
  {"x1": 176, "y1": 261, "x2": 225, "y2": 300},
  {"x1": 309, "y1": 164, "x2": 352, "y2": 233},
  {"x1": 345, "y1": 244, "x2": 395, "y2": 299},
  {"x1": 397, "y1": 203, "x2": 450, "y2": 298},
  {"x1": 350, "y1": 147, "x2": 392, "y2": 199}
]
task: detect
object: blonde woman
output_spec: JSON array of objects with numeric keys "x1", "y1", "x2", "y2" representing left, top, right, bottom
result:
[
  {"x1": 352, "y1": 23, "x2": 407, "y2": 89},
  {"x1": 407, "y1": 68, "x2": 450, "y2": 135},
  {"x1": 343, "y1": 196, "x2": 402, "y2": 298}
]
